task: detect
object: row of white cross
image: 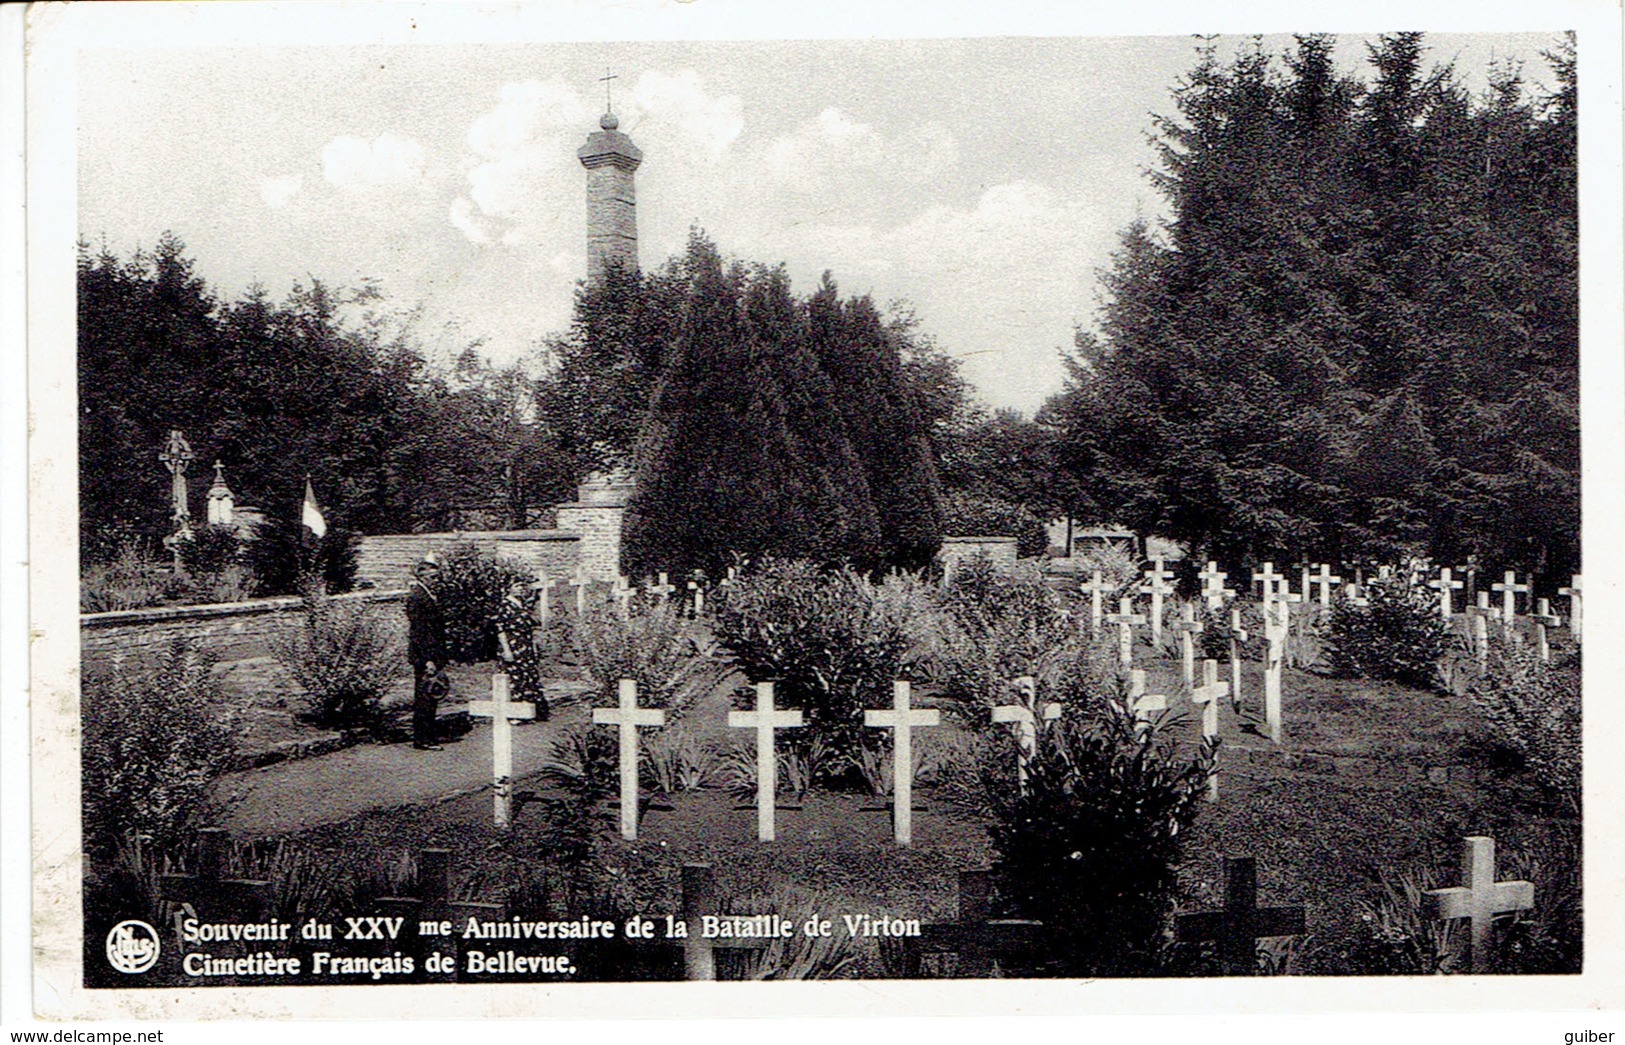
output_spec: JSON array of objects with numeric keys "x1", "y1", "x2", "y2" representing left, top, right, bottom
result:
[
  {"x1": 471, "y1": 659, "x2": 1250, "y2": 840},
  {"x1": 1080, "y1": 559, "x2": 1581, "y2": 641},
  {"x1": 530, "y1": 567, "x2": 739, "y2": 621}
]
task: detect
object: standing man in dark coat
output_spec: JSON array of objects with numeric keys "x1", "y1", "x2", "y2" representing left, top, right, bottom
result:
[{"x1": 406, "y1": 552, "x2": 448, "y2": 750}]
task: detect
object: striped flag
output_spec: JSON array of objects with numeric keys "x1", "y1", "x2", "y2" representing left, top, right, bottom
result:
[{"x1": 301, "y1": 478, "x2": 327, "y2": 539}]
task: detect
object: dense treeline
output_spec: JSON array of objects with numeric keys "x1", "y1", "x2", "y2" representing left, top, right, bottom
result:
[
  {"x1": 78, "y1": 234, "x2": 573, "y2": 554},
  {"x1": 1047, "y1": 34, "x2": 1579, "y2": 585}
]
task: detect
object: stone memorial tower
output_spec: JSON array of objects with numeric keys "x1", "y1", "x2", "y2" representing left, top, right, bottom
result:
[{"x1": 577, "y1": 109, "x2": 642, "y2": 285}]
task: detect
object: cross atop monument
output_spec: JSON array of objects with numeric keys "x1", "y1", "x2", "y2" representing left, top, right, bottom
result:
[{"x1": 598, "y1": 68, "x2": 619, "y2": 113}]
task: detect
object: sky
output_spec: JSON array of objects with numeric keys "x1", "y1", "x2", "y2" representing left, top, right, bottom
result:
[{"x1": 77, "y1": 25, "x2": 1565, "y2": 415}]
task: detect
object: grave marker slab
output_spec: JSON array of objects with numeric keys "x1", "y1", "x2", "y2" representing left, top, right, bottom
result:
[
  {"x1": 532, "y1": 574, "x2": 555, "y2": 623},
  {"x1": 728, "y1": 682, "x2": 804, "y2": 842},
  {"x1": 1423, "y1": 836, "x2": 1534, "y2": 974},
  {"x1": 612, "y1": 575, "x2": 635, "y2": 618},
  {"x1": 1262, "y1": 598, "x2": 1287, "y2": 744},
  {"x1": 593, "y1": 679, "x2": 667, "y2": 840}
]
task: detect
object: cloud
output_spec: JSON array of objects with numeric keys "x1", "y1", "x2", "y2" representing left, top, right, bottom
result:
[
  {"x1": 321, "y1": 132, "x2": 426, "y2": 192},
  {"x1": 624, "y1": 70, "x2": 743, "y2": 161},
  {"x1": 449, "y1": 78, "x2": 590, "y2": 246},
  {"x1": 259, "y1": 174, "x2": 303, "y2": 210},
  {"x1": 761, "y1": 108, "x2": 958, "y2": 190}
]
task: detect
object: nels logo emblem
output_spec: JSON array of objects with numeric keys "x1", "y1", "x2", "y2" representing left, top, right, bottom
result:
[{"x1": 105, "y1": 920, "x2": 160, "y2": 974}]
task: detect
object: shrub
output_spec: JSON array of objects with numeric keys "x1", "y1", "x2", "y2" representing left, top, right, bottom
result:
[
  {"x1": 575, "y1": 603, "x2": 724, "y2": 721},
  {"x1": 245, "y1": 517, "x2": 359, "y2": 597},
  {"x1": 80, "y1": 540, "x2": 172, "y2": 612},
  {"x1": 1069, "y1": 541, "x2": 1141, "y2": 592},
  {"x1": 1466, "y1": 639, "x2": 1580, "y2": 815},
  {"x1": 988, "y1": 701, "x2": 1216, "y2": 976},
  {"x1": 714, "y1": 559, "x2": 909, "y2": 750},
  {"x1": 639, "y1": 728, "x2": 707, "y2": 795},
  {"x1": 181, "y1": 524, "x2": 242, "y2": 575},
  {"x1": 930, "y1": 559, "x2": 1108, "y2": 722},
  {"x1": 270, "y1": 594, "x2": 403, "y2": 731},
  {"x1": 81, "y1": 639, "x2": 239, "y2": 858},
  {"x1": 439, "y1": 541, "x2": 535, "y2": 662},
  {"x1": 1324, "y1": 577, "x2": 1448, "y2": 686},
  {"x1": 541, "y1": 726, "x2": 620, "y2": 800},
  {"x1": 940, "y1": 490, "x2": 1048, "y2": 558}
]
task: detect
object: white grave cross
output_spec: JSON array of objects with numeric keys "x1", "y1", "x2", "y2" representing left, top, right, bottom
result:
[
  {"x1": 570, "y1": 565, "x2": 592, "y2": 615},
  {"x1": 1199, "y1": 561, "x2": 1233, "y2": 611},
  {"x1": 1172, "y1": 602, "x2": 1205, "y2": 690},
  {"x1": 864, "y1": 681, "x2": 940, "y2": 845},
  {"x1": 1558, "y1": 574, "x2": 1581, "y2": 644},
  {"x1": 1226, "y1": 607, "x2": 1248, "y2": 717},
  {"x1": 592, "y1": 679, "x2": 667, "y2": 840},
  {"x1": 1104, "y1": 597, "x2": 1146, "y2": 668},
  {"x1": 532, "y1": 574, "x2": 555, "y2": 623},
  {"x1": 1078, "y1": 569, "x2": 1114, "y2": 634},
  {"x1": 1531, "y1": 598, "x2": 1561, "y2": 663},
  {"x1": 646, "y1": 572, "x2": 676, "y2": 604},
  {"x1": 1126, "y1": 668, "x2": 1167, "y2": 741},
  {"x1": 1252, "y1": 562, "x2": 1283, "y2": 601},
  {"x1": 1262, "y1": 598, "x2": 1287, "y2": 744},
  {"x1": 1423, "y1": 836, "x2": 1534, "y2": 974},
  {"x1": 1468, "y1": 592, "x2": 1493, "y2": 667},
  {"x1": 990, "y1": 676, "x2": 1061, "y2": 790},
  {"x1": 728, "y1": 682, "x2": 804, "y2": 842},
  {"x1": 1140, "y1": 557, "x2": 1177, "y2": 643},
  {"x1": 468, "y1": 673, "x2": 537, "y2": 829},
  {"x1": 612, "y1": 575, "x2": 635, "y2": 618},
  {"x1": 1491, "y1": 570, "x2": 1529, "y2": 622},
  {"x1": 1309, "y1": 564, "x2": 1342, "y2": 607},
  {"x1": 1428, "y1": 567, "x2": 1464, "y2": 620},
  {"x1": 1189, "y1": 659, "x2": 1229, "y2": 801}
]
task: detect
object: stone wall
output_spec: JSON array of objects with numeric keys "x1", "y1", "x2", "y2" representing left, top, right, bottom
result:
[
  {"x1": 354, "y1": 530, "x2": 582, "y2": 589},
  {"x1": 81, "y1": 590, "x2": 407, "y2": 673},
  {"x1": 938, "y1": 535, "x2": 1021, "y2": 580},
  {"x1": 555, "y1": 503, "x2": 627, "y2": 581}
]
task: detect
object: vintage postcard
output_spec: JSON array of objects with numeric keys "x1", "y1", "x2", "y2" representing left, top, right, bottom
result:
[{"x1": 18, "y1": 0, "x2": 1625, "y2": 1023}]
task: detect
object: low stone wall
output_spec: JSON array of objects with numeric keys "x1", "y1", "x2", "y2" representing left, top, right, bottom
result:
[
  {"x1": 354, "y1": 530, "x2": 581, "y2": 589},
  {"x1": 81, "y1": 590, "x2": 407, "y2": 673},
  {"x1": 939, "y1": 535, "x2": 1021, "y2": 579}
]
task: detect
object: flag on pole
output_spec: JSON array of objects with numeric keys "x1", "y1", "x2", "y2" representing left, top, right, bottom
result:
[{"x1": 302, "y1": 477, "x2": 327, "y2": 539}]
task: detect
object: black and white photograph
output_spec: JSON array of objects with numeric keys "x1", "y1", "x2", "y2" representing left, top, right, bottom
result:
[{"x1": 13, "y1": 0, "x2": 1625, "y2": 1026}]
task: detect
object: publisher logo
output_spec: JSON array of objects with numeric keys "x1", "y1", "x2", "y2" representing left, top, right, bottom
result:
[{"x1": 106, "y1": 920, "x2": 160, "y2": 973}]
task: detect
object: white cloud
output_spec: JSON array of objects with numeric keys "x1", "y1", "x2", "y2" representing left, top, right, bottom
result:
[
  {"x1": 448, "y1": 197, "x2": 491, "y2": 245},
  {"x1": 624, "y1": 70, "x2": 743, "y2": 161},
  {"x1": 450, "y1": 78, "x2": 589, "y2": 246},
  {"x1": 259, "y1": 174, "x2": 303, "y2": 209},
  {"x1": 762, "y1": 108, "x2": 958, "y2": 189},
  {"x1": 321, "y1": 132, "x2": 426, "y2": 192}
]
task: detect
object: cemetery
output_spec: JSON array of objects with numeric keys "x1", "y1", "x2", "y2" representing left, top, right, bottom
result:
[{"x1": 73, "y1": 32, "x2": 1579, "y2": 989}]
